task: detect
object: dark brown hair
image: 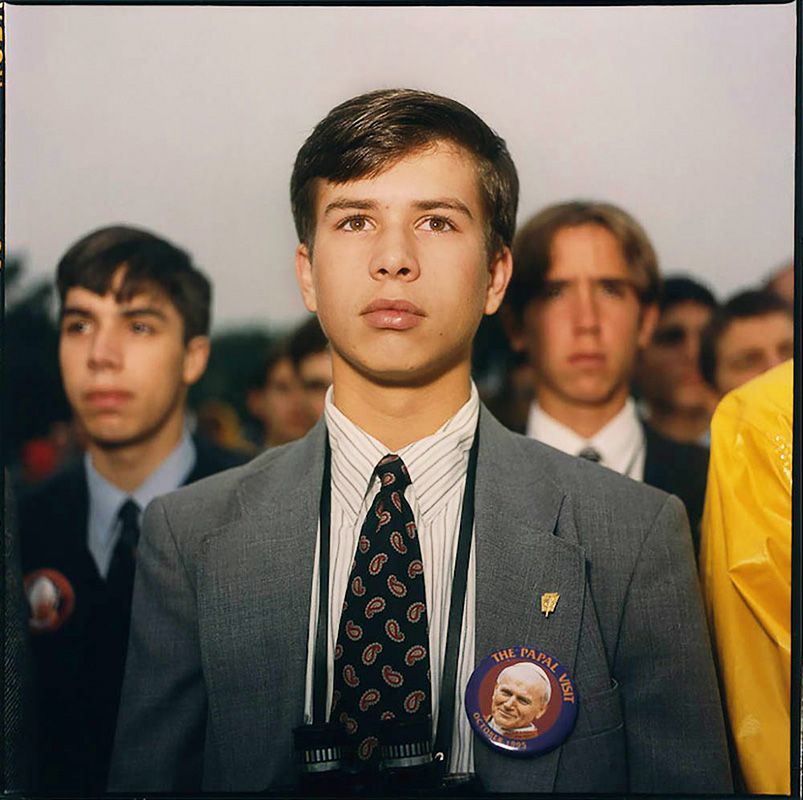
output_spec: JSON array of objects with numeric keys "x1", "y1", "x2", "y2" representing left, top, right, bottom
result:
[
  {"x1": 290, "y1": 88, "x2": 519, "y2": 257},
  {"x1": 56, "y1": 225, "x2": 211, "y2": 341},
  {"x1": 507, "y1": 200, "x2": 662, "y2": 319}
]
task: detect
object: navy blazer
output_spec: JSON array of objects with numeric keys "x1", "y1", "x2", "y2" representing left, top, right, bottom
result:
[{"x1": 18, "y1": 437, "x2": 247, "y2": 794}]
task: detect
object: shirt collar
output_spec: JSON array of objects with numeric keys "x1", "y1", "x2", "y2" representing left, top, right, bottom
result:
[
  {"x1": 85, "y1": 430, "x2": 197, "y2": 537},
  {"x1": 527, "y1": 398, "x2": 643, "y2": 472},
  {"x1": 324, "y1": 384, "x2": 479, "y2": 520}
]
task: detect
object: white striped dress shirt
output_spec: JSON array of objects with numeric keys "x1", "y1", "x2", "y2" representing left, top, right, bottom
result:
[
  {"x1": 526, "y1": 398, "x2": 646, "y2": 481},
  {"x1": 303, "y1": 384, "x2": 479, "y2": 774}
]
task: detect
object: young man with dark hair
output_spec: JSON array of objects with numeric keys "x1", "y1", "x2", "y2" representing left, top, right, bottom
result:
[
  {"x1": 699, "y1": 288, "x2": 794, "y2": 397},
  {"x1": 505, "y1": 201, "x2": 711, "y2": 543},
  {"x1": 111, "y1": 90, "x2": 730, "y2": 794},
  {"x1": 246, "y1": 339, "x2": 311, "y2": 449},
  {"x1": 18, "y1": 225, "x2": 245, "y2": 794},
  {"x1": 635, "y1": 276, "x2": 719, "y2": 445},
  {"x1": 288, "y1": 315, "x2": 332, "y2": 421}
]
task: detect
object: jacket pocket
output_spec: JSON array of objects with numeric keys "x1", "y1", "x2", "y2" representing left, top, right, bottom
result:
[{"x1": 574, "y1": 677, "x2": 623, "y2": 739}]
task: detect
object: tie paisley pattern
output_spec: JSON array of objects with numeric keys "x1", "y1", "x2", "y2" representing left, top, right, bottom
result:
[{"x1": 331, "y1": 454, "x2": 432, "y2": 764}]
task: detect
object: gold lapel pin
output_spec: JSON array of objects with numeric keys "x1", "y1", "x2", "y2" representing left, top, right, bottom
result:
[{"x1": 540, "y1": 592, "x2": 560, "y2": 617}]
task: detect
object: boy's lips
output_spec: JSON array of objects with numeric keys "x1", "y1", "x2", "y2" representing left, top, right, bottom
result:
[
  {"x1": 361, "y1": 299, "x2": 426, "y2": 330},
  {"x1": 568, "y1": 353, "x2": 605, "y2": 366},
  {"x1": 84, "y1": 390, "x2": 133, "y2": 408}
]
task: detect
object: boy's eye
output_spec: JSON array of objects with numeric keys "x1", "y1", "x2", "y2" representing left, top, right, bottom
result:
[
  {"x1": 62, "y1": 319, "x2": 91, "y2": 334},
  {"x1": 337, "y1": 216, "x2": 373, "y2": 232},
  {"x1": 653, "y1": 326, "x2": 687, "y2": 347},
  {"x1": 598, "y1": 280, "x2": 628, "y2": 298},
  {"x1": 130, "y1": 321, "x2": 154, "y2": 335},
  {"x1": 419, "y1": 216, "x2": 455, "y2": 233},
  {"x1": 541, "y1": 282, "x2": 565, "y2": 299}
]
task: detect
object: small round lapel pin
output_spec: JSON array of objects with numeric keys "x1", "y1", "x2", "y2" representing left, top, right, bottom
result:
[{"x1": 24, "y1": 568, "x2": 75, "y2": 634}]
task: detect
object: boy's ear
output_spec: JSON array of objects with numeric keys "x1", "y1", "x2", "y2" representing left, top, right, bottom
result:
[
  {"x1": 636, "y1": 302, "x2": 660, "y2": 350},
  {"x1": 483, "y1": 247, "x2": 513, "y2": 316},
  {"x1": 182, "y1": 336, "x2": 211, "y2": 385},
  {"x1": 295, "y1": 244, "x2": 317, "y2": 313}
]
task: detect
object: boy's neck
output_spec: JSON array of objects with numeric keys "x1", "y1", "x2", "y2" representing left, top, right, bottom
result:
[
  {"x1": 332, "y1": 362, "x2": 472, "y2": 452},
  {"x1": 537, "y1": 391, "x2": 629, "y2": 440},
  {"x1": 87, "y1": 414, "x2": 186, "y2": 493}
]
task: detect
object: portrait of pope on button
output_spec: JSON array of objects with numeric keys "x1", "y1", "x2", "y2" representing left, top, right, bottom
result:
[{"x1": 489, "y1": 662, "x2": 552, "y2": 736}]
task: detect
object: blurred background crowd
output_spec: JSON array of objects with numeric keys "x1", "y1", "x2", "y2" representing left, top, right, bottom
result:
[{"x1": 4, "y1": 226, "x2": 794, "y2": 500}]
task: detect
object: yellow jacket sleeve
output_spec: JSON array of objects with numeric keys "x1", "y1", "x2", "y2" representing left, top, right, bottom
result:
[{"x1": 699, "y1": 359, "x2": 792, "y2": 794}]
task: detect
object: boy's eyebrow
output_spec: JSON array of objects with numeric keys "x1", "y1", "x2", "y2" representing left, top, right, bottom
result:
[
  {"x1": 542, "y1": 276, "x2": 634, "y2": 285},
  {"x1": 412, "y1": 198, "x2": 474, "y2": 218},
  {"x1": 60, "y1": 305, "x2": 168, "y2": 321},
  {"x1": 120, "y1": 307, "x2": 168, "y2": 321},
  {"x1": 60, "y1": 306, "x2": 94, "y2": 318},
  {"x1": 323, "y1": 197, "x2": 474, "y2": 218},
  {"x1": 323, "y1": 199, "x2": 378, "y2": 216}
]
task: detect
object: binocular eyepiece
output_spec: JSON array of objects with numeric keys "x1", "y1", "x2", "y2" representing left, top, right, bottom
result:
[{"x1": 293, "y1": 718, "x2": 450, "y2": 796}]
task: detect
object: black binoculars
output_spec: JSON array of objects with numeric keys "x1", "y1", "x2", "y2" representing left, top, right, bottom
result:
[{"x1": 292, "y1": 718, "x2": 483, "y2": 797}]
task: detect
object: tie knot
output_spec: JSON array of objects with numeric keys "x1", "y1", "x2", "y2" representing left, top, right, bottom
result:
[
  {"x1": 117, "y1": 499, "x2": 141, "y2": 548},
  {"x1": 375, "y1": 454, "x2": 411, "y2": 492},
  {"x1": 577, "y1": 446, "x2": 602, "y2": 463}
]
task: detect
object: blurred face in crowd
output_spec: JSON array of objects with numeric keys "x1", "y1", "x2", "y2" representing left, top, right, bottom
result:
[
  {"x1": 248, "y1": 356, "x2": 311, "y2": 446},
  {"x1": 714, "y1": 312, "x2": 794, "y2": 396},
  {"x1": 637, "y1": 300, "x2": 718, "y2": 415},
  {"x1": 298, "y1": 349, "x2": 333, "y2": 421},
  {"x1": 512, "y1": 224, "x2": 658, "y2": 418},
  {"x1": 58, "y1": 270, "x2": 209, "y2": 451},
  {"x1": 491, "y1": 664, "x2": 549, "y2": 732},
  {"x1": 295, "y1": 142, "x2": 512, "y2": 389}
]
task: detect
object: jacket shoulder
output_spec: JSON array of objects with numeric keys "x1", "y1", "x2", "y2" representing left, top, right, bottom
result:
[
  {"x1": 150, "y1": 434, "x2": 313, "y2": 532},
  {"x1": 17, "y1": 460, "x2": 88, "y2": 568},
  {"x1": 189, "y1": 436, "x2": 252, "y2": 481},
  {"x1": 486, "y1": 415, "x2": 673, "y2": 527}
]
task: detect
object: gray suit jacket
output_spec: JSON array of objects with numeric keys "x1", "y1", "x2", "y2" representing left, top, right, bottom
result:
[{"x1": 109, "y1": 409, "x2": 731, "y2": 794}]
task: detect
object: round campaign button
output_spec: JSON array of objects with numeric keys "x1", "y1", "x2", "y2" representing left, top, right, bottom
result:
[
  {"x1": 24, "y1": 568, "x2": 75, "y2": 634},
  {"x1": 464, "y1": 646, "x2": 578, "y2": 757}
]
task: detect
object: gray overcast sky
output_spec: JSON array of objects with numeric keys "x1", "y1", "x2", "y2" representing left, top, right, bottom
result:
[{"x1": 6, "y1": 4, "x2": 795, "y2": 331}]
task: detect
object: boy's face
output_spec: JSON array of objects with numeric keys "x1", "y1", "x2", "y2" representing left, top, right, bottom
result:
[
  {"x1": 295, "y1": 142, "x2": 511, "y2": 387},
  {"x1": 512, "y1": 223, "x2": 658, "y2": 413},
  {"x1": 636, "y1": 300, "x2": 718, "y2": 414},
  {"x1": 247, "y1": 356, "x2": 311, "y2": 445},
  {"x1": 714, "y1": 311, "x2": 794, "y2": 396},
  {"x1": 59, "y1": 270, "x2": 209, "y2": 449},
  {"x1": 297, "y1": 349, "x2": 333, "y2": 420}
]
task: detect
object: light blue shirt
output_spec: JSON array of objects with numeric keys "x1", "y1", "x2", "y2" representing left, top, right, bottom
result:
[{"x1": 85, "y1": 432, "x2": 196, "y2": 578}]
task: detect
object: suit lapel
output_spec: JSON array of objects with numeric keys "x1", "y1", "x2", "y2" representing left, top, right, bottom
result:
[
  {"x1": 198, "y1": 421, "x2": 327, "y2": 783},
  {"x1": 473, "y1": 410, "x2": 587, "y2": 792}
]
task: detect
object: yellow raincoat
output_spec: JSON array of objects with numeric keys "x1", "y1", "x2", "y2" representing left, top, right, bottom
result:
[{"x1": 700, "y1": 359, "x2": 792, "y2": 794}]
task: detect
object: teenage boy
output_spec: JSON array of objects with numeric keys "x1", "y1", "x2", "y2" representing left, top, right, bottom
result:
[
  {"x1": 246, "y1": 340, "x2": 311, "y2": 449},
  {"x1": 505, "y1": 202, "x2": 710, "y2": 544},
  {"x1": 110, "y1": 90, "x2": 730, "y2": 794},
  {"x1": 635, "y1": 276, "x2": 719, "y2": 445},
  {"x1": 289, "y1": 315, "x2": 332, "y2": 421},
  {"x1": 19, "y1": 225, "x2": 245, "y2": 793},
  {"x1": 699, "y1": 288, "x2": 794, "y2": 398}
]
